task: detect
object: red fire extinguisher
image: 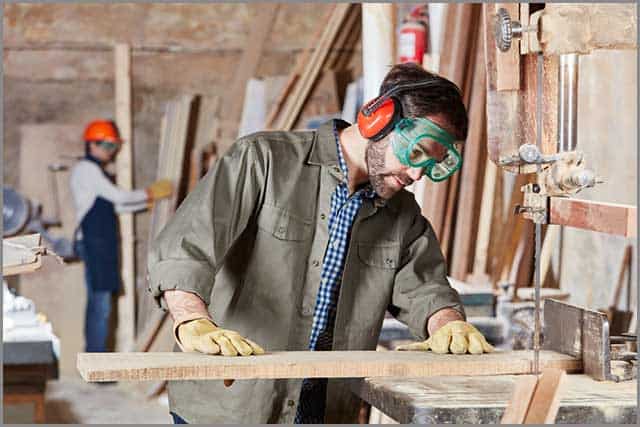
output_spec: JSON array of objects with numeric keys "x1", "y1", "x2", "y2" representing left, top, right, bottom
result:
[{"x1": 398, "y1": 5, "x2": 429, "y2": 65}]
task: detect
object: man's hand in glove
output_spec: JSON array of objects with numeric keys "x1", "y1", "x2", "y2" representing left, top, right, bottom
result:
[
  {"x1": 175, "y1": 317, "x2": 265, "y2": 356},
  {"x1": 396, "y1": 320, "x2": 494, "y2": 354}
]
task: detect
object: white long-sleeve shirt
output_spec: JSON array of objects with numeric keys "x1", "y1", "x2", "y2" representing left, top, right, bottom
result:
[{"x1": 69, "y1": 159, "x2": 148, "y2": 229}]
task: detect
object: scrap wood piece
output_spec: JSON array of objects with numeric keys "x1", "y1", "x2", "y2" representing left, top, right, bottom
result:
[
  {"x1": 549, "y1": 197, "x2": 637, "y2": 237},
  {"x1": 501, "y1": 368, "x2": 566, "y2": 424},
  {"x1": 77, "y1": 350, "x2": 581, "y2": 382},
  {"x1": 3, "y1": 234, "x2": 44, "y2": 276},
  {"x1": 523, "y1": 368, "x2": 566, "y2": 424},
  {"x1": 500, "y1": 374, "x2": 537, "y2": 424}
]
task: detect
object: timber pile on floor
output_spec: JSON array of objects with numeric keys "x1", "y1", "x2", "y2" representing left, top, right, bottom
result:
[{"x1": 78, "y1": 350, "x2": 580, "y2": 382}]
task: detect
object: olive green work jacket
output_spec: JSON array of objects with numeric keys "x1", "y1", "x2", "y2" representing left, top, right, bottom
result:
[{"x1": 147, "y1": 120, "x2": 464, "y2": 424}]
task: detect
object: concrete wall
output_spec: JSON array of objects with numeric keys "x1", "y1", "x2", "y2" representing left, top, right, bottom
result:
[
  {"x1": 3, "y1": 3, "x2": 361, "y2": 376},
  {"x1": 557, "y1": 50, "x2": 637, "y2": 321}
]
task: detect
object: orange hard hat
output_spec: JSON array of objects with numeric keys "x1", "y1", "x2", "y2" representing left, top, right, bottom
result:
[{"x1": 83, "y1": 120, "x2": 122, "y2": 143}]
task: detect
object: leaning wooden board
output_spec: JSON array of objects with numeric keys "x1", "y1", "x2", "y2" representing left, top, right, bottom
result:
[{"x1": 78, "y1": 350, "x2": 580, "y2": 382}]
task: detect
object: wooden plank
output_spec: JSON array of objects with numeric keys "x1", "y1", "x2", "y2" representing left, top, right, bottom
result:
[
  {"x1": 548, "y1": 197, "x2": 637, "y2": 237},
  {"x1": 500, "y1": 375, "x2": 537, "y2": 424},
  {"x1": 77, "y1": 350, "x2": 581, "y2": 382},
  {"x1": 540, "y1": 4, "x2": 637, "y2": 55},
  {"x1": 450, "y1": 21, "x2": 487, "y2": 279},
  {"x1": 114, "y1": 43, "x2": 136, "y2": 351},
  {"x1": 523, "y1": 368, "x2": 566, "y2": 424},
  {"x1": 495, "y1": 3, "x2": 520, "y2": 91},
  {"x1": 135, "y1": 95, "x2": 196, "y2": 340},
  {"x1": 519, "y1": 3, "x2": 530, "y2": 55},
  {"x1": 468, "y1": 159, "x2": 497, "y2": 284}
]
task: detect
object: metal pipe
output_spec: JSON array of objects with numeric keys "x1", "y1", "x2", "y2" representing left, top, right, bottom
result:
[{"x1": 557, "y1": 53, "x2": 579, "y2": 152}]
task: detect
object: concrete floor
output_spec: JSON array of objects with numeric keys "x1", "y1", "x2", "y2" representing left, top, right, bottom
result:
[{"x1": 4, "y1": 378, "x2": 172, "y2": 424}]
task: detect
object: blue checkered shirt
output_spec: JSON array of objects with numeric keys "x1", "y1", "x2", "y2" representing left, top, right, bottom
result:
[{"x1": 295, "y1": 123, "x2": 376, "y2": 423}]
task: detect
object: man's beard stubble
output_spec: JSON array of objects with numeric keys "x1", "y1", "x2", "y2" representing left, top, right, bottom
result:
[{"x1": 365, "y1": 139, "x2": 391, "y2": 198}]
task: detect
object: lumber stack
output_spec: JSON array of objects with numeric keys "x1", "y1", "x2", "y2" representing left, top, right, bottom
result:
[
  {"x1": 267, "y1": 4, "x2": 361, "y2": 130},
  {"x1": 423, "y1": 4, "x2": 550, "y2": 292},
  {"x1": 78, "y1": 350, "x2": 581, "y2": 382}
]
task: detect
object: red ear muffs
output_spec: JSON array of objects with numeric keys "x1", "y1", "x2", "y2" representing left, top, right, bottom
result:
[{"x1": 357, "y1": 97, "x2": 403, "y2": 141}]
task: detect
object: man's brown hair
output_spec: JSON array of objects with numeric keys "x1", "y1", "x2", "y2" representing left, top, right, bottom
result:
[{"x1": 380, "y1": 63, "x2": 468, "y2": 141}]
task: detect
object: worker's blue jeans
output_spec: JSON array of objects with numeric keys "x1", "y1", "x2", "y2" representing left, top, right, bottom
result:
[{"x1": 75, "y1": 240, "x2": 113, "y2": 352}]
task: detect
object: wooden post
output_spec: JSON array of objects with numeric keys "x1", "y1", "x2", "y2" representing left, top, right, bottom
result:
[{"x1": 114, "y1": 43, "x2": 136, "y2": 351}]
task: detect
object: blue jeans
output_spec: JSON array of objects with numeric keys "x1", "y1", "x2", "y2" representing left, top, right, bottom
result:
[
  {"x1": 171, "y1": 412, "x2": 188, "y2": 424},
  {"x1": 76, "y1": 240, "x2": 113, "y2": 352}
]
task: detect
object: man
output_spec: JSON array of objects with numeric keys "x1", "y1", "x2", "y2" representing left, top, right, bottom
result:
[
  {"x1": 148, "y1": 63, "x2": 493, "y2": 424},
  {"x1": 70, "y1": 120, "x2": 172, "y2": 353}
]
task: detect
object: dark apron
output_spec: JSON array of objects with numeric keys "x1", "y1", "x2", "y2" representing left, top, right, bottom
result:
[{"x1": 76, "y1": 157, "x2": 121, "y2": 293}]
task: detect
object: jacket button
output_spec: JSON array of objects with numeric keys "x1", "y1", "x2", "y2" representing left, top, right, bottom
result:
[
  {"x1": 320, "y1": 213, "x2": 326, "y2": 220},
  {"x1": 312, "y1": 260, "x2": 320, "y2": 267},
  {"x1": 287, "y1": 399, "x2": 296, "y2": 407},
  {"x1": 385, "y1": 258, "x2": 393, "y2": 265},
  {"x1": 302, "y1": 306, "x2": 313, "y2": 315}
]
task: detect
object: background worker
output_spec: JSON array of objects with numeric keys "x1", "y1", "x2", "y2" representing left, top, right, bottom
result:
[
  {"x1": 148, "y1": 63, "x2": 493, "y2": 424},
  {"x1": 70, "y1": 119, "x2": 172, "y2": 353}
]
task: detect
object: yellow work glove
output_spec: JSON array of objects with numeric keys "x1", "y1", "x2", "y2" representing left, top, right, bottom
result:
[
  {"x1": 146, "y1": 179, "x2": 173, "y2": 201},
  {"x1": 395, "y1": 321, "x2": 494, "y2": 355},
  {"x1": 175, "y1": 317, "x2": 265, "y2": 356}
]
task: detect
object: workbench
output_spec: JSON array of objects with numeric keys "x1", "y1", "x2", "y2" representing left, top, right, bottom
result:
[{"x1": 351, "y1": 374, "x2": 637, "y2": 424}]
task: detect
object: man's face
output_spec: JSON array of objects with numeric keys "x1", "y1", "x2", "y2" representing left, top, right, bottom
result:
[{"x1": 365, "y1": 115, "x2": 451, "y2": 199}]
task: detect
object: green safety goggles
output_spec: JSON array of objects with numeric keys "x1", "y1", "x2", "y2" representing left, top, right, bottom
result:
[{"x1": 390, "y1": 117, "x2": 462, "y2": 182}]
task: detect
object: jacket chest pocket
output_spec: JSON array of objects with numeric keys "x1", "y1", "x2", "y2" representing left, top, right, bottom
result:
[
  {"x1": 257, "y1": 203, "x2": 313, "y2": 241},
  {"x1": 357, "y1": 242, "x2": 400, "y2": 270}
]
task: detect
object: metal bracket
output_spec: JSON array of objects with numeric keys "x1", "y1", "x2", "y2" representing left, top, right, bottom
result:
[{"x1": 544, "y1": 299, "x2": 635, "y2": 382}]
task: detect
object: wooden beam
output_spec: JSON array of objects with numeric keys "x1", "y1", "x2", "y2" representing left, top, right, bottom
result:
[
  {"x1": 114, "y1": 43, "x2": 136, "y2": 351},
  {"x1": 523, "y1": 368, "x2": 566, "y2": 424},
  {"x1": 540, "y1": 4, "x2": 637, "y2": 55},
  {"x1": 450, "y1": 20, "x2": 487, "y2": 279},
  {"x1": 77, "y1": 350, "x2": 581, "y2": 382},
  {"x1": 548, "y1": 198, "x2": 637, "y2": 238}
]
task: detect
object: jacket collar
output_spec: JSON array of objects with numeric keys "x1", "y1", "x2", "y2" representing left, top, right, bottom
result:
[{"x1": 307, "y1": 119, "x2": 350, "y2": 168}]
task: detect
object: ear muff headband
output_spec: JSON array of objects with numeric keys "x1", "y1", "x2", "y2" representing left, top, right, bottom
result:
[{"x1": 357, "y1": 79, "x2": 460, "y2": 141}]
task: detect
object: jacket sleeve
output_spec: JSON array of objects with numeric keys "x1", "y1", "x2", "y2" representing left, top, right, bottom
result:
[
  {"x1": 389, "y1": 211, "x2": 465, "y2": 341},
  {"x1": 147, "y1": 139, "x2": 266, "y2": 309}
]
